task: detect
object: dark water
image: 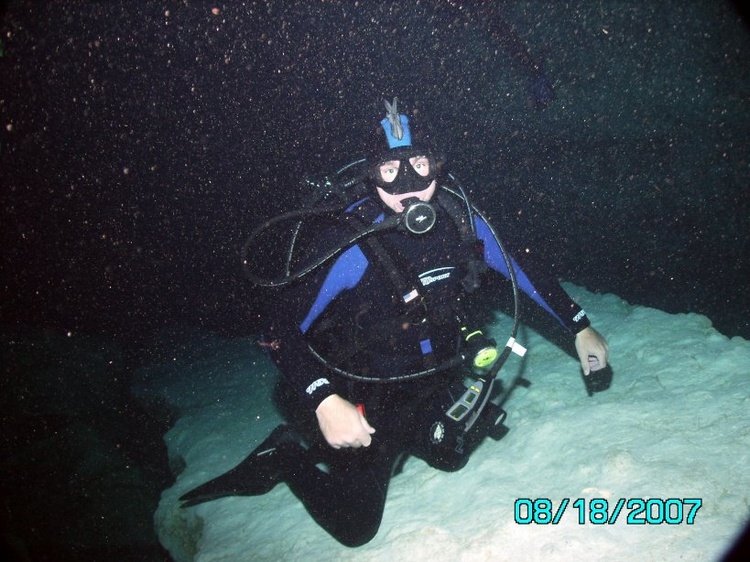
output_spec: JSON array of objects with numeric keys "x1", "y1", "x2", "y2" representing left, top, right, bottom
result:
[{"x1": 1, "y1": 1, "x2": 748, "y2": 559}]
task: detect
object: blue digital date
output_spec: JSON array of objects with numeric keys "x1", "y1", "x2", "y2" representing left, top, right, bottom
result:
[{"x1": 514, "y1": 497, "x2": 703, "y2": 525}]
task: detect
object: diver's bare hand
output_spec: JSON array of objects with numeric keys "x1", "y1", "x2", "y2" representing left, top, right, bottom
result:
[
  {"x1": 315, "y1": 394, "x2": 376, "y2": 449},
  {"x1": 575, "y1": 326, "x2": 609, "y2": 375}
]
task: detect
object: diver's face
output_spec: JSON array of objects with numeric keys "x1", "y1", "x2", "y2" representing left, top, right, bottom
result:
[{"x1": 375, "y1": 155, "x2": 436, "y2": 213}]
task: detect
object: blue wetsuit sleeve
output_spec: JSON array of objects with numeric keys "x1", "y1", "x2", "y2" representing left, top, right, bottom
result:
[{"x1": 474, "y1": 216, "x2": 590, "y2": 334}]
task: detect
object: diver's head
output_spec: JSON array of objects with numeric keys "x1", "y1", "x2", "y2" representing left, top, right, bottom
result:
[{"x1": 370, "y1": 99, "x2": 440, "y2": 214}]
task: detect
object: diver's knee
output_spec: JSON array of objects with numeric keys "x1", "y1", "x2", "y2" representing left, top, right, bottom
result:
[{"x1": 336, "y1": 522, "x2": 380, "y2": 548}]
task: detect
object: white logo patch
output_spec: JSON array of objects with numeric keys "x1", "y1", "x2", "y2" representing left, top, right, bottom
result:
[
  {"x1": 419, "y1": 267, "x2": 454, "y2": 287},
  {"x1": 306, "y1": 378, "x2": 330, "y2": 395},
  {"x1": 430, "y1": 421, "x2": 445, "y2": 444}
]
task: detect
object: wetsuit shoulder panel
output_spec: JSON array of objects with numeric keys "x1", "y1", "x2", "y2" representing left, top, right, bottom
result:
[{"x1": 299, "y1": 244, "x2": 369, "y2": 333}]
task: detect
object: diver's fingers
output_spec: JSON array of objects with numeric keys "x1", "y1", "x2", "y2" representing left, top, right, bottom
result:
[
  {"x1": 360, "y1": 415, "x2": 376, "y2": 435},
  {"x1": 586, "y1": 355, "x2": 601, "y2": 375},
  {"x1": 355, "y1": 411, "x2": 375, "y2": 447}
]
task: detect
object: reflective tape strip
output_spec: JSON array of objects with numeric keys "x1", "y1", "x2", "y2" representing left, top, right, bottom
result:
[{"x1": 506, "y1": 337, "x2": 527, "y2": 357}]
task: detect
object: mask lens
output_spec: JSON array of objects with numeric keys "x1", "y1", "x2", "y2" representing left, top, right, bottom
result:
[
  {"x1": 378, "y1": 160, "x2": 401, "y2": 184},
  {"x1": 409, "y1": 155, "x2": 431, "y2": 177}
]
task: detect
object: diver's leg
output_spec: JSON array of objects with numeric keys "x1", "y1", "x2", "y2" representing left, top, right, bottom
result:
[
  {"x1": 284, "y1": 438, "x2": 402, "y2": 547},
  {"x1": 180, "y1": 418, "x2": 403, "y2": 546},
  {"x1": 180, "y1": 422, "x2": 398, "y2": 547},
  {"x1": 268, "y1": 382, "x2": 403, "y2": 545}
]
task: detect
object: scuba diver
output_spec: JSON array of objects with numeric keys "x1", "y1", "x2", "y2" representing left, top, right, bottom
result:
[{"x1": 180, "y1": 99, "x2": 609, "y2": 547}]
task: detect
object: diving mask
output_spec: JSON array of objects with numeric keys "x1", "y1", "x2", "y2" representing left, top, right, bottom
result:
[{"x1": 371, "y1": 148, "x2": 437, "y2": 195}]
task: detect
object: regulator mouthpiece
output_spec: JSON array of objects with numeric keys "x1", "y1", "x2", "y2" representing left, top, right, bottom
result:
[{"x1": 401, "y1": 199, "x2": 436, "y2": 235}]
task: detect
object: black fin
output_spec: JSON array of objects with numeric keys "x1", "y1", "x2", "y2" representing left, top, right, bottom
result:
[{"x1": 179, "y1": 424, "x2": 302, "y2": 507}]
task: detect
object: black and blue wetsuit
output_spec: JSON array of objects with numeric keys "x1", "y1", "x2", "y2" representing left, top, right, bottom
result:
[
  {"x1": 271, "y1": 194, "x2": 590, "y2": 411},
  {"x1": 264, "y1": 192, "x2": 590, "y2": 546}
]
